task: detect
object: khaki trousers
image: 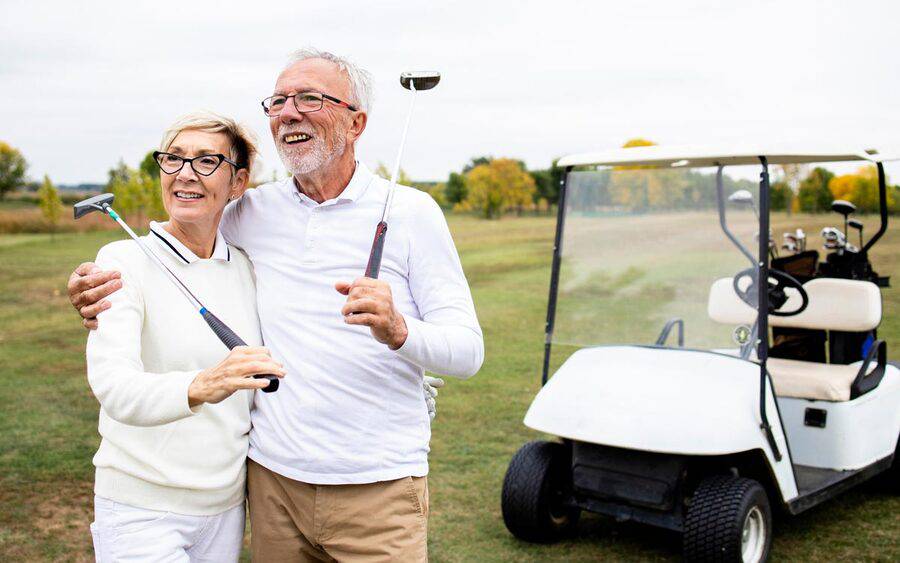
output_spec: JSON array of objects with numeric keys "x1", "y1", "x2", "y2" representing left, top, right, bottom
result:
[{"x1": 247, "y1": 459, "x2": 428, "y2": 562}]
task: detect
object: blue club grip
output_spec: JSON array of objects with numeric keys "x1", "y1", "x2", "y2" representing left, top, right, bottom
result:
[
  {"x1": 200, "y1": 308, "x2": 278, "y2": 393},
  {"x1": 364, "y1": 222, "x2": 388, "y2": 279}
]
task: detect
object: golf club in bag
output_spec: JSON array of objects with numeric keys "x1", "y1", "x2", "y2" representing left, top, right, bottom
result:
[
  {"x1": 364, "y1": 71, "x2": 441, "y2": 279},
  {"x1": 73, "y1": 193, "x2": 279, "y2": 392}
]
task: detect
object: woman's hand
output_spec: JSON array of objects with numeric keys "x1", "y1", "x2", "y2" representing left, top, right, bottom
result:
[{"x1": 188, "y1": 346, "x2": 286, "y2": 407}]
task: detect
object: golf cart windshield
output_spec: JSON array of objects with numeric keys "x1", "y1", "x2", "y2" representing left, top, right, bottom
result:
[{"x1": 551, "y1": 164, "x2": 761, "y2": 352}]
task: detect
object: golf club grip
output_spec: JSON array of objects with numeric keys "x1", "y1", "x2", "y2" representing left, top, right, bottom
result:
[
  {"x1": 364, "y1": 222, "x2": 388, "y2": 279},
  {"x1": 200, "y1": 309, "x2": 279, "y2": 393}
]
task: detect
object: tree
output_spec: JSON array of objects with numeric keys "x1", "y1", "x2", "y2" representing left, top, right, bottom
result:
[
  {"x1": 461, "y1": 158, "x2": 537, "y2": 219},
  {"x1": 139, "y1": 150, "x2": 159, "y2": 181},
  {"x1": 769, "y1": 181, "x2": 792, "y2": 211},
  {"x1": 444, "y1": 172, "x2": 467, "y2": 204},
  {"x1": 622, "y1": 138, "x2": 656, "y2": 148},
  {"x1": 374, "y1": 161, "x2": 412, "y2": 185},
  {"x1": 828, "y1": 166, "x2": 894, "y2": 213},
  {"x1": 797, "y1": 167, "x2": 834, "y2": 212},
  {"x1": 462, "y1": 156, "x2": 493, "y2": 173},
  {"x1": 0, "y1": 141, "x2": 28, "y2": 200},
  {"x1": 108, "y1": 161, "x2": 165, "y2": 225},
  {"x1": 38, "y1": 175, "x2": 63, "y2": 237}
]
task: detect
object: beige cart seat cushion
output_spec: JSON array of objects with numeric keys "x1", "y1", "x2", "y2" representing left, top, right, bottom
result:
[
  {"x1": 708, "y1": 276, "x2": 882, "y2": 401},
  {"x1": 766, "y1": 357, "x2": 864, "y2": 401},
  {"x1": 708, "y1": 277, "x2": 881, "y2": 332}
]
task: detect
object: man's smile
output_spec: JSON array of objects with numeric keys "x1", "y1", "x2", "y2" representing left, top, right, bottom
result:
[{"x1": 283, "y1": 133, "x2": 312, "y2": 145}]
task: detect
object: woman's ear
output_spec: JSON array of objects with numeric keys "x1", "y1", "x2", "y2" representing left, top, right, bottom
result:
[{"x1": 230, "y1": 168, "x2": 250, "y2": 200}]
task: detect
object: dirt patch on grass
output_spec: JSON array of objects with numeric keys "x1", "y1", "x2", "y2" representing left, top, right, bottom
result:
[{"x1": 0, "y1": 479, "x2": 94, "y2": 562}]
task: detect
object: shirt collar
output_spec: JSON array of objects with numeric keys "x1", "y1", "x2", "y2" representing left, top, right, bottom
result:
[
  {"x1": 148, "y1": 221, "x2": 231, "y2": 264},
  {"x1": 290, "y1": 161, "x2": 375, "y2": 206}
]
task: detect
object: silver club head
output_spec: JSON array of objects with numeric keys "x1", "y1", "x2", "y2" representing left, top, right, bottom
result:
[
  {"x1": 821, "y1": 227, "x2": 846, "y2": 249},
  {"x1": 728, "y1": 189, "x2": 754, "y2": 205},
  {"x1": 74, "y1": 193, "x2": 115, "y2": 219},
  {"x1": 400, "y1": 72, "x2": 441, "y2": 91}
]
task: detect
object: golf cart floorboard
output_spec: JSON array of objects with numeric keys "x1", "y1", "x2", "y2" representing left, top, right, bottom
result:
[{"x1": 788, "y1": 456, "x2": 892, "y2": 514}]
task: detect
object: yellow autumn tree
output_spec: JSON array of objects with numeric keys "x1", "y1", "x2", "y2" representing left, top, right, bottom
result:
[
  {"x1": 460, "y1": 158, "x2": 537, "y2": 219},
  {"x1": 829, "y1": 165, "x2": 894, "y2": 213},
  {"x1": 38, "y1": 174, "x2": 63, "y2": 237}
]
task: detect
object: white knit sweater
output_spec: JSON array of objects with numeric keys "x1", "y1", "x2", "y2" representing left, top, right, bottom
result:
[{"x1": 86, "y1": 223, "x2": 261, "y2": 516}]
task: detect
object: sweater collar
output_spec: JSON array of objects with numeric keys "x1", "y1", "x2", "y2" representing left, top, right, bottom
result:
[{"x1": 148, "y1": 221, "x2": 230, "y2": 264}]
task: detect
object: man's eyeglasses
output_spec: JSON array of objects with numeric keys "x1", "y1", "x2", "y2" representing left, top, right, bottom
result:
[
  {"x1": 152, "y1": 151, "x2": 242, "y2": 177},
  {"x1": 261, "y1": 92, "x2": 358, "y2": 117}
]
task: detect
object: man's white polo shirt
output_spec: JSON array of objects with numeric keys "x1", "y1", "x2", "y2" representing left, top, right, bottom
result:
[{"x1": 220, "y1": 163, "x2": 483, "y2": 484}]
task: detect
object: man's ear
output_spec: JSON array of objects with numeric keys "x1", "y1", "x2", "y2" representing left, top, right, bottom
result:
[
  {"x1": 347, "y1": 111, "x2": 368, "y2": 145},
  {"x1": 230, "y1": 168, "x2": 250, "y2": 200}
]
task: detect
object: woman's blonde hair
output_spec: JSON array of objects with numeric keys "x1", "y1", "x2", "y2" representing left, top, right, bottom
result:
[{"x1": 160, "y1": 111, "x2": 259, "y2": 177}]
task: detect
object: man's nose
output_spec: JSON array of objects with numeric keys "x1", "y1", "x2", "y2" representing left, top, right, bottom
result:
[
  {"x1": 176, "y1": 161, "x2": 199, "y2": 182},
  {"x1": 279, "y1": 97, "x2": 305, "y2": 125}
]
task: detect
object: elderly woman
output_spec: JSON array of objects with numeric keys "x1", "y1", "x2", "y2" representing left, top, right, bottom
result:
[{"x1": 86, "y1": 111, "x2": 285, "y2": 561}]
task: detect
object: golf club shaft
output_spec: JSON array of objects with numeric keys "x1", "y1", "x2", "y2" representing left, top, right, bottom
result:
[
  {"x1": 106, "y1": 207, "x2": 278, "y2": 392},
  {"x1": 364, "y1": 84, "x2": 419, "y2": 279},
  {"x1": 109, "y1": 210, "x2": 203, "y2": 310}
]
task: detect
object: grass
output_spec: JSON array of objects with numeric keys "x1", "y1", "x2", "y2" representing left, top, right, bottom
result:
[{"x1": 0, "y1": 213, "x2": 897, "y2": 561}]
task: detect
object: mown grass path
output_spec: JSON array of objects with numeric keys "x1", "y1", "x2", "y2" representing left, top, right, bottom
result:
[{"x1": 0, "y1": 215, "x2": 897, "y2": 561}]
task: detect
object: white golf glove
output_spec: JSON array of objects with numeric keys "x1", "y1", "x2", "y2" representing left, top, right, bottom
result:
[{"x1": 423, "y1": 375, "x2": 445, "y2": 420}]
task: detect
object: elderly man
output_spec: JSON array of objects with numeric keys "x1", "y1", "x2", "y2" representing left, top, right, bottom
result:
[{"x1": 67, "y1": 48, "x2": 483, "y2": 561}]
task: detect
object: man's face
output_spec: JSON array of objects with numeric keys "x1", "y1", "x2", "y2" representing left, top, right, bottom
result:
[{"x1": 269, "y1": 58, "x2": 361, "y2": 176}]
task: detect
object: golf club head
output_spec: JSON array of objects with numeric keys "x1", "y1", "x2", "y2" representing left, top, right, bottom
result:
[
  {"x1": 831, "y1": 199, "x2": 856, "y2": 217},
  {"x1": 848, "y1": 218, "x2": 863, "y2": 231},
  {"x1": 74, "y1": 193, "x2": 115, "y2": 219},
  {"x1": 728, "y1": 189, "x2": 754, "y2": 206},
  {"x1": 821, "y1": 227, "x2": 846, "y2": 249},
  {"x1": 400, "y1": 71, "x2": 440, "y2": 91}
]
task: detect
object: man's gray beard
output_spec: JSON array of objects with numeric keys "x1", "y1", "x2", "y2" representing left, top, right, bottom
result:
[{"x1": 277, "y1": 125, "x2": 347, "y2": 176}]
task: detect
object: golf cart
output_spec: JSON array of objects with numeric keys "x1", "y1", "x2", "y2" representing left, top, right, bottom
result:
[{"x1": 501, "y1": 146, "x2": 899, "y2": 562}]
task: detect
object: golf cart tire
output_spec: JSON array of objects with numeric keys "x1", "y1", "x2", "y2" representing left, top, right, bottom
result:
[
  {"x1": 683, "y1": 476, "x2": 772, "y2": 563},
  {"x1": 501, "y1": 440, "x2": 580, "y2": 543}
]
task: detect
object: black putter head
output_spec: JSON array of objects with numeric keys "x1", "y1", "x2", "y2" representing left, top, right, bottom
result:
[
  {"x1": 831, "y1": 199, "x2": 856, "y2": 217},
  {"x1": 74, "y1": 193, "x2": 115, "y2": 219},
  {"x1": 848, "y1": 218, "x2": 863, "y2": 230},
  {"x1": 400, "y1": 71, "x2": 440, "y2": 91}
]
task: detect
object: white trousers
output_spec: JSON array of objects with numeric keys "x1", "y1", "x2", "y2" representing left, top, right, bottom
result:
[{"x1": 90, "y1": 496, "x2": 244, "y2": 562}]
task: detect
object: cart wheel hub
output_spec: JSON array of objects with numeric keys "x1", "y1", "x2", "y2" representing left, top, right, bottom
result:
[{"x1": 741, "y1": 506, "x2": 766, "y2": 563}]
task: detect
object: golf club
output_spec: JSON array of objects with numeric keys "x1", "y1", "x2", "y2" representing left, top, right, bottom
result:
[
  {"x1": 795, "y1": 228, "x2": 806, "y2": 252},
  {"x1": 364, "y1": 71, "x2": 441, "y2": 279},
  {"x1": 831, "y1": 199, "x2": 856, "y2": 236},
  {"x1": 782, "y1": 233, "x2": 798, "y2": 254},
  {"x1": 73, "y1": 193, "x2": 279, "y2": 392},
  {"x1": 821, "y1": 226, "x2": 847, "y2": 252},
  {"x1": 848, "y1": 218, "x2": 864, "y2": 248}
]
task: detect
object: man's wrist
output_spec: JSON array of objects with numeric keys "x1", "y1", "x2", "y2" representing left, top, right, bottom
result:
[{"x1": 388, "y1": 313, "x2": 409, "y2": 350}]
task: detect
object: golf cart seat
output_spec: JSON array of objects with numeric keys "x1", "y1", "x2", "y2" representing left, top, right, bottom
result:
[{"x1": 708, "y1": 277, "x2": 884, "y2": 401}]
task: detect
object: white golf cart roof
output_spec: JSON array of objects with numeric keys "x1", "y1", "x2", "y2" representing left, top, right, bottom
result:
[{"x1": 557, "y1": 145, "x2": 898, "y2": 168}]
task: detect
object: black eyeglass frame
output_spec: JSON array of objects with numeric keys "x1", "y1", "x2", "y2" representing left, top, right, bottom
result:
[
  {"x1": 260, "y1": 92, "x2": 358, "y2": 116},
  {"x1": 152, "y1": 151, "x2": 243, "y2": 177}
]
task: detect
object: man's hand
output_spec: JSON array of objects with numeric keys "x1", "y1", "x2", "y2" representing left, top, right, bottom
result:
[
  {"x1": 67, "y1": 262, "x2": 123, "y2": 330},
  {"x1": 336, "y1": 277, "x2": 408, "y2": 349}
]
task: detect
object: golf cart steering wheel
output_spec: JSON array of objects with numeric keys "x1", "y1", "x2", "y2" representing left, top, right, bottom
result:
[{"x1": 732, "y1": 268, "x2": 809, "y2": 317}]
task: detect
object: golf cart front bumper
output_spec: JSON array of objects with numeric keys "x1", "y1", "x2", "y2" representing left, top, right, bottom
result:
[{"x1": 568, "y1": 441, "x2": 687, "y2": 532}]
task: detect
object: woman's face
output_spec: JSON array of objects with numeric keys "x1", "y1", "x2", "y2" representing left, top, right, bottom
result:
[{"x1": 159, "y1": 130, "x2": 247, "y2": 227}]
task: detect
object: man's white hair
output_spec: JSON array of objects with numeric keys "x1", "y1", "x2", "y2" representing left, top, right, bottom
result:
[{"x1": 286, "y1": 48, "x2": 373, "y2": 114}]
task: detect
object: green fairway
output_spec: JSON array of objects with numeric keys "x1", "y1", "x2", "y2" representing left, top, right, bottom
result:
[{"x1": 0, "y1": 214, "x2": 897, "y2": 561}]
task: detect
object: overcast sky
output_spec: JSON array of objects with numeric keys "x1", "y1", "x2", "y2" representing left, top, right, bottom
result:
[{"x1": 2, "y1": 0, "x2": 898, "y2": 184}]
